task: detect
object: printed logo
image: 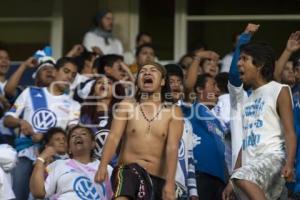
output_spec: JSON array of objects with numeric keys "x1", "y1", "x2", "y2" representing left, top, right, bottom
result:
[
  {"x1": 32, "y1": 109, "x2": 57, "y2": 132},
  {"x1": 73, "y1": 176, "x2": 105, "y2": 200},
  {"x1": 94, "y1": 129, "x2": 109, "y2": 157},
  {"x1": 178, "y1": 139, "x2": 185, "y2": 160},
  {"x1": 98, "y1": 117, "x2": 109, "y2": 128}
]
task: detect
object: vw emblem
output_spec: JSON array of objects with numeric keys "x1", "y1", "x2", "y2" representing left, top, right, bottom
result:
[
  {"x1": 32, "y1": 109, "x2": 57, "y2": 132},
  {"x1": 94, "y1": 129, "x2": 109, "y2": 157},
  {"x1": 73, "y1": 176, "x2": 103, "y2": 200},
  {"x1": 178, "y1": 139, "x2": 185, "y2": 160}
]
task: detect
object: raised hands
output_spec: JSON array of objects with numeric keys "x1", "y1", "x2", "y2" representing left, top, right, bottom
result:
[
  {"x1": 66, "y1": 44, "x2": 85, "y2": 57},
  {"x1": 21, "y1": 57, "x2": 38, "y2": 69},
  {"x1": 286, "y1": 31, "x2": 300, "y2": 53},
  {"x1": 243, "y1": 23, "x2": 260, "y2": 35}
]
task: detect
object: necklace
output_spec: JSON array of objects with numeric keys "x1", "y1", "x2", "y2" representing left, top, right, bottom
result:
[{"x1": 139, "y1": 102, "x2": 164, "y2": 133}]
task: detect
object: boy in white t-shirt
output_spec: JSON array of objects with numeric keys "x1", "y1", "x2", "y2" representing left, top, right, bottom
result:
[{"x1": 223, "y1": 24, "x2": 296, "y2": 200}]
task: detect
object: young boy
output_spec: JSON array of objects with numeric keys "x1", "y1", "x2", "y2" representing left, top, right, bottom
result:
[{"x1": 223, "y1": 24, "x2": 296, "y2": 200}]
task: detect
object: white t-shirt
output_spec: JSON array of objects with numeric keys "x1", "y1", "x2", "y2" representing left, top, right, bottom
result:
[
  {"x1": 175, "y1": 118, "x2": 198, "y2": 197},
  {"x1": 45, "y1": 159, "x2": 113, "y2": 200},
  {"x1": 229, "y1": 81, "x2": 288, "y2": 166},
  {"x1": 83, "y1": 31, "x2": 123, "y2": 55},
  {"x1": 0, "y1": 167, "x2": 15, "y2": 200},
  {"x1": 5, "y1": 87, "x2": 81, "y2": 160},
  {"x1": 212, "y1": 94, "x2": 231, "y2": 133}
]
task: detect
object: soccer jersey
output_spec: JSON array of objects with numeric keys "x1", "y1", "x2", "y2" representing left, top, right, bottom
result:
[
  {"x1": 175, "y1": 118, "x2": 198, "y2": 197},
  {"x1": 181, "y1": 102, "x2": 226, "y2": 183},
  {"x1": 5, "y1": 87, "x2": 81, "y2": 160},
  {"x1": 80, "y1": 111, "x2": 113, "y2": 158},
  {"x1": 229, "y1": 81, "x2": 288, "y2": 165},
  {"x1": 45, "y1": 159, "x2": 113, "y2": 200}
]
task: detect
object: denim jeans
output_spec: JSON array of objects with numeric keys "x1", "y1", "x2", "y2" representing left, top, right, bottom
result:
[{"x1": 12, "y1": 157, "x2": 33, "y2": 200}]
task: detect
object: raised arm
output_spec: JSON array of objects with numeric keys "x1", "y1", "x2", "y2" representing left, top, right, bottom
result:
[
  {"x1": 184, "y1": 50, "x2": 218, "y2": 102},
  {"x1": 95, "y1": 99, "x2": 131, "y2": 183},
  {"x1": 229, "y1": 24, "x2": 259, "y2": 87},
  {"x1": 278, "y1": 87, "x2": 297, "y2": 181},
  {"x1": 274, "y1": 31, "x2": 300, "y2": 82},
  {"x1": 163, "y1": 106, "x2": 183, "y2": 200},
  {"x1": 65, "y1": 44, "x2": 84, "y2": 57},
  {"x1": 30, "y1": 146, "x2": 56, "y2": 198},
  {"x1": 4, "y1": 57, "x2": 37, "y2": 98}
]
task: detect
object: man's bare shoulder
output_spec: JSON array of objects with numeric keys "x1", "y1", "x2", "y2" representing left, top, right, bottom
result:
[{"x1": 170, "y1": 104, "x2": 183, "y2": 119}]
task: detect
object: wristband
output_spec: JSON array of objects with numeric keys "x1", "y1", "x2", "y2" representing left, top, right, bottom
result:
[
  {"x1": 37, "y1": 157, "x2": 45, "y2": 164},
  {"x1": 193, "y1": 56, "x2": 201, "y2": 62}
]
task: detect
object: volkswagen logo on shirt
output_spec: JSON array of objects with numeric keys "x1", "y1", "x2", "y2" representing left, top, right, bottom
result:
[
  {"x1": 73, "y1": 176, "x2": 103, "y2": 200},
  {"x1": 178, "y1": 139, "x2": 185, "y2": 160},
  {"x1": 32, "y1": 108, "x2": 57, "y2": 132}
]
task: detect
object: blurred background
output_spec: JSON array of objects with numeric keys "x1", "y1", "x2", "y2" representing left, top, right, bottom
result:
[{"x1": 0, "y1": 0, "x2": 300, "y2": 64}]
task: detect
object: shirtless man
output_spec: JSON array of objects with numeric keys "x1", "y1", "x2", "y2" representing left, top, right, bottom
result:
[{"x1": 95, "y1": 62, "x2": 183, "y2": 200}]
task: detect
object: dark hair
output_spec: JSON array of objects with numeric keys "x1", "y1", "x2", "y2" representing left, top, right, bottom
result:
[
  {"x1": 240, "y1": 41, "x2": 275, "y2": 82},
  {"x1": 73, "y1": 49, "x2": 96, "y2": 73},
  {"x1": 55, "y1": 57, "x2": 79, "y2": 71},
  {"x1": 215, "y1": 72, "x2": 229, "y2": 94},
  {"x1": 67, "y1": 125, "x2": 95, "y2": 144},
  {"x1": 194, "y1": 73, "x2": 214, "y2": 92},
  {"x1": 94, "y1": 54, "x2": 123, "y2": 74},
  {"x1": 189, "y1": 41, "x2": 207, "y2": 54},
  {"x1": 67, "y1": 125, "x2": 95, "y2": 158},
  {"x1": 80, "y1": 75, "x2": 125, "y2": 124},
  {"x1": 293, "y1": 56, "x2": 300, "y2": 69},
  {"x1": 165, "y1": 64, "x2": 184, "y2": 81},
  {"x1": 94, "y1": 9, "x2": 112, "y2": 26},
  {"x1": 136, "y1": 32, "x2": 151, "y2": 44},
  {"x1": 178, "y1": 53, "x2": 193, "y2": 70},
  {"x1": 135, "y1": 44, "x2": 155, "y2": 58},
  {"x1": 40, "y1": 127, "x2": 66, "y2": 153},
  {"x1": 135, "y1": 62, "x2": 172, "y2": 103}
]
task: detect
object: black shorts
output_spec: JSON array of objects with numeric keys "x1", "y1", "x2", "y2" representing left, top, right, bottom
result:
[
  {"x1": 111, "y1": 163, "x2": 153, "y2": 200},
  {"x1": 149, "y1": 174, "x2": 165, "y2": 200}
]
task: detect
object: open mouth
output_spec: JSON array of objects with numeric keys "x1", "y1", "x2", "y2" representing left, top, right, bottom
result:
[
  {"x1": 74, "y1": 139, "x2": 83, "y2": 145},
  {"x1": 143, "y1": 77, "x2": 153, "y2": 86}
]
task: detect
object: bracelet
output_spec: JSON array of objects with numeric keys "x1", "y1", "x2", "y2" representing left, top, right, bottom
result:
[
  {"x1": 37, "y1": 157, "x2": 45, "y2": 164},
  {"x1": 193, "y1": 56, "x2": 201, "y2": 62}
]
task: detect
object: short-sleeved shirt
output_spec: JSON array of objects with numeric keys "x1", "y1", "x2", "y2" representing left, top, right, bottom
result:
[
  {"x1": 45, "y1": 159, "x2": 113, "y2": 200},
  {"x1": 5, "y1": 87, "x2": 80, "y2": 160}
]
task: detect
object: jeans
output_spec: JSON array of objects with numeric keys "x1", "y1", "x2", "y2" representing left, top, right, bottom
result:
[{"x1": 12, "y1": 157, "x2": 33, "y2": 200}]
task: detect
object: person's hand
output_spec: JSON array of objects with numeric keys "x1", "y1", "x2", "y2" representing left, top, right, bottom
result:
[
  {"x1": 66, "y1": 44, "x2": 84, "y2": 57},
  {"x1": 0, "y1": 95, "x2": 10, "y2": 110},
  {"x1": 286, "y1": 31, "x2": 300, "y2": 53},
  {"x1": 162, "y1": 182, "x2": 176, "y2": 200},
  {"x1": 194, "y1": 50, "x2": 220, "y2": 61},
  {"x1": 91, "y1": 46, "x2": 104, "y2": 56},
  {"x1": 21, "y1": 57, "x2": 38, "y2": 69},
  {"x1": 94, "y1": 165, "x2": 108, "y2": 183},
  {"x1": 222, "y1": 182, "x2": 234, "y2": 200},
  {"x1": 190, "y1": 196, "x2": 199, "y2": 200},
  {"x1": 31, "y1": 133, "x2": 44, "y2": 143},
  {"x1": 19, "y1": 119, "x2": 35, "y2": 136},
  {"x1": 243, "y1": 23, "x2": 260, "y2": 35},
  {"x1": 120, "y1": 62, "x2": 135, "y2": 82},
  {"x1": 281, "y1": 163, "x2": 295, "y2": 182},
  {"x1": 39, "y1": 146, "x2": 56, "y2": 162}
]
